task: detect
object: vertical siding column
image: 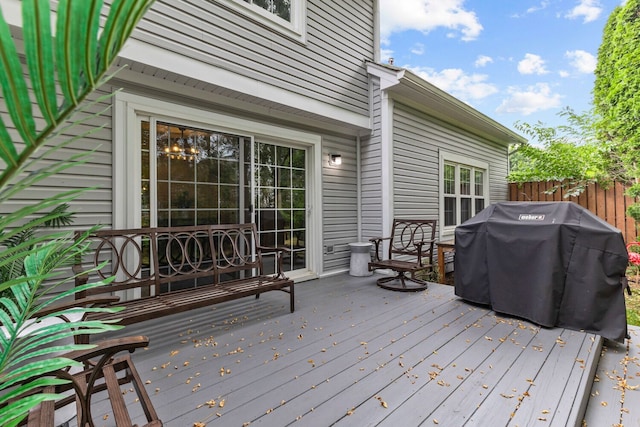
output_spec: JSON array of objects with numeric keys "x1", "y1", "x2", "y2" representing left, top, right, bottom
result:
[
  {"x1": 373, "y1": 0, "x2": 380, "y2": 63},
  {"x1": 356, "y1": 134, "x2": 363, "y2": 242},
  {"x1": 380, "y1": 92, "x2": 394, "y2": 250}
]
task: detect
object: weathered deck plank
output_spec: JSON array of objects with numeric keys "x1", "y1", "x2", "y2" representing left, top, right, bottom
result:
[
  {"x1": 583, "y1": 325, "x2": 640, "y2": 427},
  {"x1": 87, "y1": 274, "x2": 602, "y2": 427}
]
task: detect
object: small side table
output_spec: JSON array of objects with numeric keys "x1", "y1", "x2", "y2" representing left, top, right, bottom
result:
[
  {"x1": 436, "y1": 240, "x2": 455, "y2": 284},
  {"x1": 349, "y1": 242, "x2": 373, "y2": 276}
]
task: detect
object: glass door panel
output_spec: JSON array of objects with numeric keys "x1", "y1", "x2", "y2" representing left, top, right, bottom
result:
[
  {"x1": 143, "y1": 120, "x2": 309, "y2": 280},
  {"x1": 254, "y1": 141, "x2": 306, "y2": 274},
  {"x1": 145, "y1": 121, "x2": 242, "y2": 227}
]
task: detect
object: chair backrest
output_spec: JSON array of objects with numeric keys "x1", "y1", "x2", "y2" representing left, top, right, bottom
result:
[{"x1": 388, "y1": 219, "x2": 437, "y2": 261}]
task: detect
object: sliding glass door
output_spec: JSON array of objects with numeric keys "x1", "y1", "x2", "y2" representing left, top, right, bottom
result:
[{"x1": 141, "y1": 120, "x2": 307, "y2": 274}]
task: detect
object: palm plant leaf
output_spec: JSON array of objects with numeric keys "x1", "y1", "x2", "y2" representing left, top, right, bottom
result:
[
  {"x1": 0, "y1": 2, "x2": 156, "y2": 423},
  {"x1": 0, "y1": 9, "x2": 34, "y2": 157},
  {"x1": 0, "y1": 0, "x2": 155, "y2": 188},
  {"x1": 22, "y1": 0, "x2": 56, "y2": 127}
]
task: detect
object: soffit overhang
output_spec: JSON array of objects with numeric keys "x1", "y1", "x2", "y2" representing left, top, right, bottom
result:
[{"x1": 367, "y1": 62, "x2": 526, "y2": 146}]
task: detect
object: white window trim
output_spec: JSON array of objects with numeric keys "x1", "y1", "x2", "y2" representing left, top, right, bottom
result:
[
  {"x1": 220, "y1": 0, "x2": 307, "y2": 43},
  {"x1": 439, "y1": 151, "x2": 490, "y2": 239},
  {"x1": 113, "y1": 91, "x2": 322, "y2": 279}
]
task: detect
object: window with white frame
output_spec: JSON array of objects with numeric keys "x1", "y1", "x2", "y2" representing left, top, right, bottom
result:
[
  {"x1": 221, "y1": 0, "x2": 307, "y2": 42},
  {"x1": 441, "y1": 152, "x2": 489, "y2": 229},
  {"x1": 243, "y1": 0, "x2": 291, "y2": 21}
]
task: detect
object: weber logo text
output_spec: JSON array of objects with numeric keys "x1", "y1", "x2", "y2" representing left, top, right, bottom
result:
[{"x1": 519, "y1": 214, "x2": 545, "y2": 221}]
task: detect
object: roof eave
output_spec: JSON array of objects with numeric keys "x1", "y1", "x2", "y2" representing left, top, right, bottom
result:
[{"x1": 367, "y1": 62, "x2": 526, "y2": 146}]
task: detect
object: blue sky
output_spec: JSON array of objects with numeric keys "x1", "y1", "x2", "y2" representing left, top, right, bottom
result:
[{"x1": 379, "y1": 0, "x2": 625, "y2": 138}]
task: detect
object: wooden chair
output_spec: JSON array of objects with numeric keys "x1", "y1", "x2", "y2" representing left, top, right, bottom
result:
[
  {"x1": 24, "y1": 335, "x2": 162, "y2": 427},
  {"x1": 368, "y1": 219, "x2": 437, "y2": 291},
  {"x1": 6, "y1": 297, "x2": 161, "y2": 426}
]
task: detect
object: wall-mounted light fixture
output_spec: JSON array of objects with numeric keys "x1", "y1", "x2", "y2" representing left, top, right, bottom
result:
[{"x1": 329, "y1": 153, "x2": 342, "y2": 166}]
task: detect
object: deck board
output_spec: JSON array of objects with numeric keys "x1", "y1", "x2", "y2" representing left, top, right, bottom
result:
[{"x1": 86, "y1": 273, "x2": 603, "y2": 427}]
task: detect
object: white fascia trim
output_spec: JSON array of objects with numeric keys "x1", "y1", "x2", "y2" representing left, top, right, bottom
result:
[
  {"x1": 115, "y1": 91, "x2": 322, "y2": 145},
  {"x1": 366, "y1": 62, "x2": 404, "y2": 91},
  {"x1": 2, "y1": 0, "x2": 23, "y2": 27},
  {"x1": 401, "y1": 71, "x2": 525, "y2": 144},
  {"x1": 119, "y1": 39, "x2": 370, "y2": 130}
]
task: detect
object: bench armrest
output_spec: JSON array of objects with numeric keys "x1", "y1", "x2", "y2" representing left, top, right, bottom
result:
[
  {"x1": 256, "y1": 245, "x2": 292, "y2": 254},
  {"x1": 256, "y1": 245, "x2": 291, "y2": 279}
]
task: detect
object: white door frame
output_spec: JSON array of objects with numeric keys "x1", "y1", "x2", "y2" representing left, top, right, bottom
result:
[{"x1": 113, "y1": 91, "x2": 322, "y2": 279}]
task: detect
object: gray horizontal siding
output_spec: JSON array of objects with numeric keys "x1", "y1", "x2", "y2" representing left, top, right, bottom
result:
[
  {"x1": 131, "y1": 0, "x2": 374, "y2": 117},
  {"x1": 0, "y1": 52, "x2": 115, "y2": 231},
  {"x1": 393, "y1": 104, "x2": 509, "y2": 222},
  {"x1": 322, "y1": 135, "x2": 358, "y2": 272}
]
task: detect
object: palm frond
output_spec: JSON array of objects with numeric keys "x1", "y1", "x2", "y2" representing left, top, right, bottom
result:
[
  {"x1": 0, "y1": 0, "x2": 155, "y2": 189},
  {"x1": 0, "y1": 1, "x2": 156, "y2": 424},
  {"x1": 0, "y1": 5, "x2": 36, "y2": 148},
  {"x1": 22, "y1": 0, "x2": 57, "y2": 127}
]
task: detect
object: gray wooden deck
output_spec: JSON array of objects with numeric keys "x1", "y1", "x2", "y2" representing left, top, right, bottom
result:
[
  {"x1": 584, "y1": 325, "x2": 640, "y2": 427},
  {"x1": 90, "y1": 273, "x2": 611, "y2": 427}
]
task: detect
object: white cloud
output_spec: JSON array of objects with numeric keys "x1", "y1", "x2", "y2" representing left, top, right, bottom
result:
[
  {"x1": 518, "y1": 53, "x2": 549, "y2": 75},
  {"x1": 474, "y1": 55, "x2": 493, "y2": 68},
  {"x1": 565, "y1": 50, "x2": 597, "y2": 73},
  {"x1": 409, "y1": 66, "x2": 499, "y2": 101},
  {"x1": 379, "y1": 0, "x2": 483, "y2": 43},
  {"x1": 511, "y1": 1, "x2": 549, "y2": 18},
  {"x1": 380, "y1": 48, "x2": 394, "y2": 64},
  {"x1": 566, "y1": 0, "x2": 603, "y2": 23},
  {"x1": 411, "y1": 43, "x2": 425, "y2": 55},
  {"x1": 496, "y1": 83, "x2": 563, "y2": 115},
  {"x1": 559, "y1": 70, "x2": 570, "y2": 78},
  {"x1": 527, "y1": 1, "x2": 550, "y2": 14}
]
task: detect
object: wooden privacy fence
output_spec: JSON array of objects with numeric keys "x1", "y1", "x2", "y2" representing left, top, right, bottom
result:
[{"x1": 508, "y1": 181, "x2": 639, "y2": 244}]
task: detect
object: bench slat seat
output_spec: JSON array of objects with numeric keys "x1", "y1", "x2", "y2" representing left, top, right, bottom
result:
[{"x1": 75, "y1": 223, "x2": 294, "y2": 329}]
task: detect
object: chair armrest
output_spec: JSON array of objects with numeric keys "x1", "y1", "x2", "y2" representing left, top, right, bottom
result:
[
  {"x1": 63, "y1": 335, "x2": 150, "y2": 365},
  {"x1": 414, "y1": 239, "x2": 436, "y2": 265},
  {"x1": 369, "y1": 237, "x2": 391, "y2": 261}
]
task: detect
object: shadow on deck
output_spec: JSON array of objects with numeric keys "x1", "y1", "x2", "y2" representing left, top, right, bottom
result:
[{"x1": 90, "y1": 273, "x2": 618, "y2": 426}]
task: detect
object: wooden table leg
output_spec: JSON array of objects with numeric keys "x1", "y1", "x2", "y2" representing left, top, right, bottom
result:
[{"x1": 438, "y1": 245, "x2": 446, "y2": 284}]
